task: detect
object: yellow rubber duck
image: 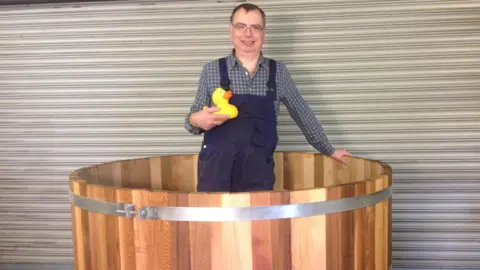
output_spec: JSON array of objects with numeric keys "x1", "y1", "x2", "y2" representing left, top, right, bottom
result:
[{"x1": 203, "y1": 87, "x2": 238, "y2": 119}]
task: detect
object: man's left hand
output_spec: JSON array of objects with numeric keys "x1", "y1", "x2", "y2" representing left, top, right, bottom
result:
[{"x1": 330, "y1": 149, "x2": 352, "y2": 165}]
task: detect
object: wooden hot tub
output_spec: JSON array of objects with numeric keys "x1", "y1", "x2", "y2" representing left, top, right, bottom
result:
[{"x1": 69, "y1": 152, "x2": 392, "y2": 270}]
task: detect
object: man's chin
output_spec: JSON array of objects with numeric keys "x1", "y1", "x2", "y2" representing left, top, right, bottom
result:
[{"x1": 236, "y1": 46, "x2": 260, "y2": 54}]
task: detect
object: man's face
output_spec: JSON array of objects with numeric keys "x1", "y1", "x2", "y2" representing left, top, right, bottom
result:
[{"x1": 229, "y1": 8, "x2": 265, "y2": 55}]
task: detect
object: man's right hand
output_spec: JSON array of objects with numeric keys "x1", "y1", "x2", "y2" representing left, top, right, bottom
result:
[{"x1": 189, "y1": 107, "x2": 230, "y2": 131}]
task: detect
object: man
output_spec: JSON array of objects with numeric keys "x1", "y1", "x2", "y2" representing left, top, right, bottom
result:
[{"x1": 185, "y1": 3, "x2": 351, "y2": 192}]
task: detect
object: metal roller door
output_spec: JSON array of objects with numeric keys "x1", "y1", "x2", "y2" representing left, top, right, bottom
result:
[{"x1": 0, "y1": 0, "x2": 479, "y2": 269}]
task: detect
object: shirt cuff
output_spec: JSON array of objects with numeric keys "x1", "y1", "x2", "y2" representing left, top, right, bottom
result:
[{"x1": 312, "y1": 141, "x2": 336, "y2": 156}]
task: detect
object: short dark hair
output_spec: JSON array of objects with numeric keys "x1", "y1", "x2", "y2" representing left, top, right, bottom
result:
[{"x1": 230, "y1": 3, "x2": 266, "y2": 26}]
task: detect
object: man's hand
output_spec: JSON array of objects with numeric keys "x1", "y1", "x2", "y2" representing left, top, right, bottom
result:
[
  {"x1": 330, "y1": 149, "x2": 352, "y2": 165},
  {"x1": 189, "y1": 107, "x2": 230, "y2": 131}
]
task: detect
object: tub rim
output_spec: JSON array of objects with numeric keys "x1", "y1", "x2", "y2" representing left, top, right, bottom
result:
[{"x1": 68, "y1": 152, "x2": 392, "y2": 221}]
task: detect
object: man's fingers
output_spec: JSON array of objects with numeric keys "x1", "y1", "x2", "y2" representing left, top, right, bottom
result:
[
  {"x1": 213, "y1": 114, "x2": 230, "y2": 120},
  {"x1": 337, "y1": 156, "x2": 347, "y2": 165},
  {"x1": 212, "y1": 119, "x2": 227, "y2": 125},
  {"x1": 203, "y1": 124, "x2": 215, "y2": 130},
  {"x1": 200, "y1": 112, "x2": 231, "y2": 129},
  {"x1": 204, "y1": 106, "x2": 220, "y2": 113}
]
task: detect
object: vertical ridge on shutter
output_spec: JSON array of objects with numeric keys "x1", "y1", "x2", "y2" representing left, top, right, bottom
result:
[{"x1": 0, "y1": 0, "x2": 479, "y2": 268}]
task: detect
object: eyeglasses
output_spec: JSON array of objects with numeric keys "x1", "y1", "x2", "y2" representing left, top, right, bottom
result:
[{"x1": 232, "y1": 23, "x2": 264, "y2": 33}]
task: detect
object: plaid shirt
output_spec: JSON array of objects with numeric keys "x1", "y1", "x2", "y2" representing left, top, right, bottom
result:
[{"x1": 184, "y1": 51, "x2": 335, "y2": 156}]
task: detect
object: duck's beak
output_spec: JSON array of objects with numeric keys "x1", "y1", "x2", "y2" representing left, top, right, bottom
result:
[{"x1": 223, "y1": 90, "x2": 232, "y2": 99}]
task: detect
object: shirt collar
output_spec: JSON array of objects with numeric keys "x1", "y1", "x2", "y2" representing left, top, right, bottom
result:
[{"x1": 227, "y1": 48, "x2": 266, "y2": 70}]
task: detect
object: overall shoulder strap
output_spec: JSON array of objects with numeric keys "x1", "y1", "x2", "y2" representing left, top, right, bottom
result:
[
  {"x1": 218, "y1": 57, "x2": 231, "y2": 90},
  {"x1": 267, "y1": 59, "x2": 277, "y2": 91}
]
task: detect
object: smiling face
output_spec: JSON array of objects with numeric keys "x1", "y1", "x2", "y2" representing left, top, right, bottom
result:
[{"x1": 229, "y1": 7, "x2": 265, "y2": 55}]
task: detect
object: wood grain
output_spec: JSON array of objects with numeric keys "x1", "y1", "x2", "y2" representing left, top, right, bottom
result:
[
  {"x1": 70, "y1": 178, "x2": 90, "y2": 270},
  {"x1": 69, "y1": 152, "x2": 392, "y2": 270}
]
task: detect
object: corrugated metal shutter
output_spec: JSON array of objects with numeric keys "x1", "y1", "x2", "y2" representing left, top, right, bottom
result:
[{"x1": 0, "y1": 0, "x2": 478, "y2": 269}]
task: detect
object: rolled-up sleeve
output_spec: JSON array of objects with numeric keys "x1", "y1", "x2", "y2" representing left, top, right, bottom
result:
[
  {"x1": 279, "y1": 62, "x2": 336, "y2": 156},
  {"x1": 185, "y1": 64, "x2": 209, "y2": 135}
]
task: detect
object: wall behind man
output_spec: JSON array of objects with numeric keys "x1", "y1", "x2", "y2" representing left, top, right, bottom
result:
[{"x1": 0, "y1": 0, "x2": 479, "y2": 269}]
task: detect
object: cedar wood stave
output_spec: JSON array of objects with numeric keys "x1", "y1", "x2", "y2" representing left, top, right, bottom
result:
[{"x1": 69, "y1": 152, "x2": 392, "y2": 270}]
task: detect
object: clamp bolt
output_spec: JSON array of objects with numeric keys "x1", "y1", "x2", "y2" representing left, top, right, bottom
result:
[{"x1": 139, "y1": 209, "x2": 147, "y2": 218}]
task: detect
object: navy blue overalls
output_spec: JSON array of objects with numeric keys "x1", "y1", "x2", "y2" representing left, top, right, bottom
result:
[{"x1": 197, "y1": 57, "x2": 278, "y2": 192}]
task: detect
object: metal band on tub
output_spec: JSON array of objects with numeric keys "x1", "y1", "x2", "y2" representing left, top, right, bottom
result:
[{"x1": 69, "y1": 186, "x2": 391, "y2": 222}]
